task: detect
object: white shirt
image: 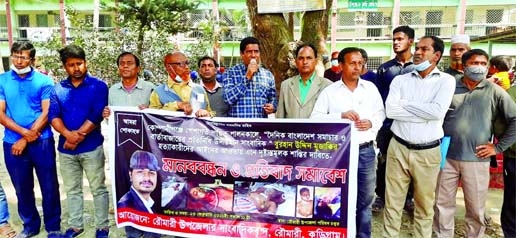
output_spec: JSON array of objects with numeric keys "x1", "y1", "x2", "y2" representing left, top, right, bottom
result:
[
  {"x1": 200, "y1": 80, "x2": 223, "y2": 93},
  {"x1": 310, "y1": 79, "x2": 385, "y2": 144},
  {"x1": 132, "y1": 186, "x2": 155, "y2": 214},
  {"x1": 386, "y1": 68, "x2": 456, "y2": 143}
]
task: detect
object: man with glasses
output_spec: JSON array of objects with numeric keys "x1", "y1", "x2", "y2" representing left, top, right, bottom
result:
[
  {"x1": 149, "y1": 52, "x2": 212, "y2": 117},
  {"x1": 223, "y1": 36, "x2": 277, "y2": 118},
  {"x1": 0, "y1": 41, "x2": 62, "y2": 238}
]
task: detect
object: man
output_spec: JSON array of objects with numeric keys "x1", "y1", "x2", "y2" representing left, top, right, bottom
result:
[
  {"x1": 358, "y1": 48, "x2": 377, "y2": 84},
  {"x1": 102, "y1": 52, "x2": 159, "y2": 238},
  {"x1": 500, "y1": 85, "x2": 516, "y2": 237},
  {"x1": 296, "y1": 187, "x2": 313, "y2": 218},
  {"x1": 433, "y1": 49, "x2": 516, "y2": 238},
  {"x1": 118, "y1": 151, "x2": 159, "y2": 213},
  {"x1": 444, "y1": 34, "x2": 471, "y2": 79},
  {"x1": 323, "y1": 51, "x2": 342, "y2": 82},
  {"x1": 198, "y1": 56, "x2": 229, "y2": 117},
  {"x1": 149, "y1": 52, "x2": 212, "y2": 117},
  {"x1": 373, "y1": 26, "x2": 416, "y2": 213},
  {"x1": 49, "y1": 44, "x2": 109, "y2": 238},
  {"x1": 0, "y1": 41, "x2": 62, "y2": 238},
  {"x1": 383, "y1": 36, "x2": 456, "y2": 238},
  {"x1": 276, "y1": 43, "x2": 332, "y2": 118},
  {"x1": 223, "y1": 36, "x2": 277, "y2": 118},
  {"x1": 311, "y1": 47, "x2": 385, "y2": 238}
]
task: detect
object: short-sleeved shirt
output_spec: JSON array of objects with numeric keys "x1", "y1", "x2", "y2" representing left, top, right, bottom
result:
[
  {"x1": 49, "y1": 74, "x2": 108, "y2": 154},
  {"x1": 109, "y1": 79, "x2": 155, "y2": 106},
  {"x1": 0, "y1": 69, "x2": 54, "y2": 143}
]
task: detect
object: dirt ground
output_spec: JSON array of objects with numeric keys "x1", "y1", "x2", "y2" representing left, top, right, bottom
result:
[{"x1": 0, "y1": 125, "x2": 506, "y2": 237}]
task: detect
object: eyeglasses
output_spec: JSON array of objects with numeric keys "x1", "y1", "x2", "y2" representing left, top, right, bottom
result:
[
  {"x1": 10, "y1": 55, "x2": 32, "y2": 61},
  {"x1": 168, "y1": 61, "x2": 190, "y2": 68}
]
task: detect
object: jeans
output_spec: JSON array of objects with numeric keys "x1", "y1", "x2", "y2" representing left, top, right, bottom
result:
[
  {"x1": 356, "y1": 146, "x2": 376, "y2": 238},
  {"x1": 501, "y1": 154, "x2": 516, "y2": 237},
  {"x1": 0, "y1": 182, "x2": 9, "y2": 225},
  {"x1": 125, "y1": 226, "x2": 161, "y2": 238},
  {"x1": 59, "y1": 146, "x2": 109, "y2": 229},
  {"x1": 3, "y1": 138, "x2": 61, "y2": 233}
]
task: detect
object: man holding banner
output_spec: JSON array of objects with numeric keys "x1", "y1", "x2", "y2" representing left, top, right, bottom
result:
[{"x1": 311, "y1": 47, "x2": 385, "y2": 238}]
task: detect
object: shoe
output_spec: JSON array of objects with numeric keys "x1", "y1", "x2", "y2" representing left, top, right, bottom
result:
[
  {"x1": 15, "y1": 230, "x2": 39, "y2": 238},
  {"x1": 95, "y1": 228, "x2": 109, "y2": 238},
  {"x1": 63, "y1": 228, "x2": 84, "y2": 238},
  {"x1": 47, "y1": 231, "x2": 63, "y2": 238},
  {"x1": 372, "y1": 197, "x2": 385, "y2": 213}
]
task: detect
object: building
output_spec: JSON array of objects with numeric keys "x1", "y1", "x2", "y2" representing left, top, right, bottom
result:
[{"x1": 1, "y1": 0, "x2": 515, "y2": 71}]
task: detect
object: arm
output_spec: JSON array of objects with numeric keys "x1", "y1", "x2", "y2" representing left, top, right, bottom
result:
[
  {"x1": 265, "y1": 73, "x2": 277, "y2": 113},
  {"x1": 401, "y1": 76, "x2": 456, "y2": 120},
  {"x1": 310, "y1": 87, "x2": 341, "y2": 119},
  {"x1": 369, "y1": 88, "x2": 386, "y2": 133},
  {"x1": 275, "y1": 83, "x2": 286, "y2": 118},
  {"x1": 494, "y1": 92, "x2": 516, "y2": 153},
  {"x1": 385, "y1": 76, "x2": 427, "y2": 122},
  {"x1": 0, "y1": 100, "x2": 40, "y2": 142}
]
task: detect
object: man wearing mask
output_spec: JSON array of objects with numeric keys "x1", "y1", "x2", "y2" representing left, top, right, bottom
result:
[
  {"x1": 198, "y1": 56, "x2": 229, "y2": 117},
  {"x1": 149, "y1": 52, "x2": 212, "y2": 117},
  {"x1": 223, "y1": 36, "x2": 276, "y2": 118},
  {"x1": 0, "y1": 41, "x2": 62, "y2": 238},
  {"x1": 383, "y1": 36, "x2": 456, "y2": 238},
  {"x1": 433, "y1": 49, "x2": 516, "y2": 238},
  {"x1": 444, "y1": 34, "x2": 470, "y2": 79},
  {"x1": 323, "y1": 51, "x2": 342, "y2": 82}
]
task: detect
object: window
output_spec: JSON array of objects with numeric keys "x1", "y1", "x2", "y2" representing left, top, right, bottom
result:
[
  {"x1": 366, "y1": 57, "x2": 383, "y2": 72},
  {"x1": 465, "y1": 10, "x2": 473, "y2": 31},
  {"x1": 338, "y1": 12, "x2": 355, "y2": 26},
  {"x1": 367, "y1": 12, "x2": 383, "y2": 37},
  {"x1": 400, "y1": 11, "x2": 419, "y2": 25},
  {"x1": 36, "y1": 14, "x2": 48, "y2": 27},
  {"x1": 18, "y1": 15, "x2": 30, "y2": 39},
  {"x1": 425, "y1": 11, "x2": 442, "y2": 36},
  {"x1": 99, "y1": 14, "x2": 112, "y2": 28},
  {"x1": 486, "y1": 9, "x2": 503, "y2": 35}
]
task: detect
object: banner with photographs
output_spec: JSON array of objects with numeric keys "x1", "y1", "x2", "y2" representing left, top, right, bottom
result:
[{"x1": 109, "y1": 107, "x2": 358, "y2": 238}]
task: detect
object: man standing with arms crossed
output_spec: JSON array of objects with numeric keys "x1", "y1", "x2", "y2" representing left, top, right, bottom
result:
[
  {"x1": 373, "y1": 26, "x2": 415, "y2": 213},
  {"x1": 276, "y1": 43, "x2": 332, "y2": 119},
  {"x1": 0, "y1": 41, "x2": 62, "y2": 238},
  {"x1": 223, "y1": 36, "x2": 276, "y2": 118},
  {"x1": 49, "y1": 44, "x2": 110, "y2": 238},
  {"x1": 311, "y1": 47, "x2": 385, "y2": 238},
  {"x1": 383, "y1": 36, "x2": 456, "y2": 238}
]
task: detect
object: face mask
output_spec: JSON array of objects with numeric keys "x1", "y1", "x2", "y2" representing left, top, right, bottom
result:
[
  {"x1": 331, "y1": 59, "x2": 339, "y2": 66},
  {"x1": 414, "y1": 60, "x2": 432, "y2": 72},
  {"x1": 464, "y1": 65, "x2": 488, "y2": 82},
  {"x1": 10, "y1": 64, "x2": 31, "y2": 75},
  {"x1": 169, "y1": 66, "x2": 183, "y2": 83}
]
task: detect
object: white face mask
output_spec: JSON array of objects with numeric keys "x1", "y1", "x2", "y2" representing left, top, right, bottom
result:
[
  {"x1": 414, "y1": 60, "x2": 432, "y2": 72},
  {"x1": 331, "y1": 60, "x2": 339, "y2": 66},
  {"x1": 169, "y1": 66, "x2": 183, "y2": 83},
  {"x1": 10, "y1": 64, "x2": 31, "y2": 75},
  {"x1": 464, "y1": 65, "x2": 488, "y2": 82}
]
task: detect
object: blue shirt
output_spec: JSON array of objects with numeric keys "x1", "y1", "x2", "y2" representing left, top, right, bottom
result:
[
  {"x1": 49, "y1": 74, "x2": 108, "y2": 154},
  {"x1": 0, "y1": 69, "x2": 54, "y2": 143},
  {"x1": 223, "y1": 63, "x2": 277, "y2": 118}
]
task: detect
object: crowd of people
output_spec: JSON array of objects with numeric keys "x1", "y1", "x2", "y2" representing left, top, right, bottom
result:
[{"x1": 0, "y1": 24, "x2": 515, "y2": 238}]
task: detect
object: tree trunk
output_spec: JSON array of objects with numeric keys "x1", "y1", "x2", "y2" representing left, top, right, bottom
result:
[
  {"x1": 246, "y1": 0, "x2": 293, "y2": 92},
  {"x1": 300, "y1": 0, "x2": 332, "y2": 58}
]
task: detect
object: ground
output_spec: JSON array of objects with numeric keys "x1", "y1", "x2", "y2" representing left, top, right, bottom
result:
[{"x1": 0, "y1": 125, "x2": 505, "y2": 237}]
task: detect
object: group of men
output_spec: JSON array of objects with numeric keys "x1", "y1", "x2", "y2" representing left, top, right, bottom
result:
[{"x1": 0, "y1": 26, "x2": 515, "y2": 238}]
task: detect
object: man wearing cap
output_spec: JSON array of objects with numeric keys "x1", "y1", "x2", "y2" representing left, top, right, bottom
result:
[
  {"x1": 444, "y1": 34, "x2": 471, "y2": 79},
  {"x1": 118, "y1": 150, "x2": 159, "y2": 214}
]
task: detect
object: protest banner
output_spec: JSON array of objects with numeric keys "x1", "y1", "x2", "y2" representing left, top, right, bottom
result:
[{"x1": 109, "y1": 107, "x2": 358, "y2": 237}]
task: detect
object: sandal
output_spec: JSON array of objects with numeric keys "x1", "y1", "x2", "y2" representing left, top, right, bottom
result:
[
  {"x1": 372, "y1": 197, "x2": 385, "y2": 213},
  {"x1": 0, "y1": 223, "x2": 17, "y2": 238}
]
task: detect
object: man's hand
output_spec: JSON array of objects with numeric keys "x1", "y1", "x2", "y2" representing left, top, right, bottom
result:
[
  {"x1": 355, "y1": 119, "x2": 372, "y2": 131},
  {"x1": 263, "y1": 103, "x2": 275, "y2": 115},
  {"x1": 246, "y1": 59, "x2": 258, "y2": 80},
  {"x1": 178, "y1": 101, "x2": 193, "y2": 115},
  {"x1": 102, "y1": 106, "x2": 111, "y2": 118},
  {"x1": 475, "y1": 143, "x2": 497, "y2": 159},
  {"x1": 138, "y1": 104, "x2": 149, "y2": 110},
  {"x1": 195, "y1": 109, "x2": 210, "y2": 117},
  {"x1": 63, "y1": 141, "x2": 78, "y2": 151},
  {"x1": 11, "y1": 138, "x2": 27, "y2": 156},
  {"x1": 21, "y1": 128, "x2": 40, "y2": 142},
  {"x1": 341, "y1": 110, "x2": 360, "y2": 121},
  {"x1": 65, "y1": 130, "x2": 86, "y2": 145}
]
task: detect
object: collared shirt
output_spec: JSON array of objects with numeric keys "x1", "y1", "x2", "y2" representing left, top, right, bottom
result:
[
  {"x1": 201, "y1": 80, "x2": 229, "y2": 117},
  {"x1": 109, "y1": 79, "x2": 155, "y2": 106},
  {"x1": 0, "y1": 69, "x2": 54, "y2": 143},
  {"x1": 310, "y1": 79, "x2": 385, "y2": 144},
  {"x1": 200, "y1": 80, "x2": 222, "y2": 93},
  {"x1": 386, "y1": 68, "x2": 456, "y2": 144},
  {"x1": 131, "y1": 187, "x2": 155, "y2": 213},
  {"x1": 149, "y1": 77, "x2": 212, "y2": 113},
  {"x1": 49, "y1": 74, "x2": 108, "y2": 154},
  {"x1": 445, "y1": 78, "x2": 516, "y2": 162},
  {"x1": 299, "y1": 73, "x2": 315, "y2": 104},
  {"x1": 444, "y1": 67, "x2": 463, "y2": 80},
  {"x1": 223, "y1": 63, "x2": 277, "y2": 118}
]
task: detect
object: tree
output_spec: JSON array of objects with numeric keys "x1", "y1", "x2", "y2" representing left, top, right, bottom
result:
[
  {"x1": 102, "y1": 0, "x2": 200, "y2": 56},
  {"x1": 245, "y1": 0, "x2": 333, "y2": 90}
]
